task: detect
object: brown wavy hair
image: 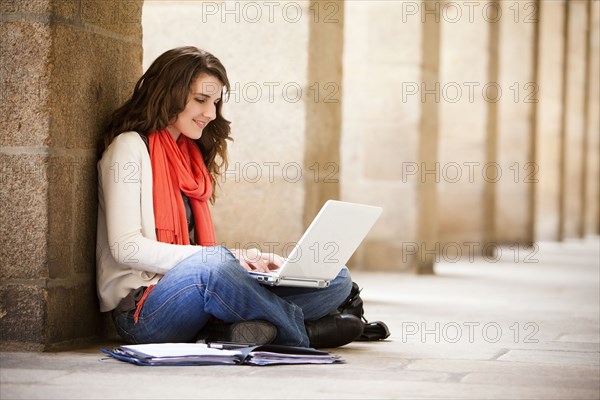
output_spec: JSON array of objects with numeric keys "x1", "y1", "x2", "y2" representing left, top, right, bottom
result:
[{"x1": 101, "y1": 46, "x2": 232, "y2": 202}]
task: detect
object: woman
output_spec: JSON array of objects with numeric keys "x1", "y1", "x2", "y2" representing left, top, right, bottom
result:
[{"x1": 96, "y1": 46, "x2": 363, "y2": 348}]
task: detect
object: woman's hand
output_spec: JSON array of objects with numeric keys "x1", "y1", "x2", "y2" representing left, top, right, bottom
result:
[{"x1": 229, "y1": 248, "x2": 285, "y2": 273}]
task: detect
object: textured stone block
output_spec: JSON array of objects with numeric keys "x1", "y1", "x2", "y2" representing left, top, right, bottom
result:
[
  {"x1": 48, "y1": 24, "x2": 142, "y2": 150},
  {"x1": 81, "y1": 0, "x2": 143, "y2": 37},
  {"x1": 0, "y1": 154, "x2": 48, "y2": 280},
  {"x1": 0, "y1": 0, "x2": 50, "y2": 14},
  {"x1": 0, "y1": 0, "x2": 77, "y2": 19},
  {"x1": 47, "y1": 155, "x2": 75, "y2": 279},
  {"x1": 50, "y1": 0, "x2": 79, "y2": 20},
  {"x1": 0, "y1": 20, "x2": 51, "y2": 147},
  {"x1": 46, "y1": 281, "x2": 100, "y2": 345},
  {"x1": 0, "y1": 284, "x2": 46, "y2": 347},
  {"x1": 72, "y1": 156, "x2": 97, "y2": 275}
]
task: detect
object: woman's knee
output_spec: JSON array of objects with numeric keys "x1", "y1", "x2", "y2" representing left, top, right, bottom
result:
[
  {"x1": 167, "y1": 246, "x2": 243, "y2": 281},
  {"x1": 179, "y1": 246, "x2": 235, "y2": 268},
  {"x1": 197, "y1": 246, "x2": 246, "y2": 279},
  {"x1": 336, "y1": 267, "x2": 352, "y2": 288},
  {"x1": 329, "y1": 267, "x2": 353, "y2": 302}
]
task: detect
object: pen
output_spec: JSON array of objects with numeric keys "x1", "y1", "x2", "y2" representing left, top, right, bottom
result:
[{"x1": 207, "y1": 342, "x2": 256, "y2": 350}]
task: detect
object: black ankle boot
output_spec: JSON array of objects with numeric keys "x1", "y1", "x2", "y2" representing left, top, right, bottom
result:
[
  {"x1": 305, "y1": 313, "x2": 364, "y2": 348},
  {"x1": 199, "y1": 320, "x2": 277, "y2": 345}
]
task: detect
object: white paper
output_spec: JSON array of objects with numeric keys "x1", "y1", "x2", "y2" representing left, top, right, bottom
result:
[{"x1": 121, "y1": 343, "x2": 242, "y2": 358}]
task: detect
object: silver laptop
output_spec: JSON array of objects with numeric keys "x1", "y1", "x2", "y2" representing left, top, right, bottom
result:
[{"x1": 248, "y1": 200, "x2": 382, "y2": 288}]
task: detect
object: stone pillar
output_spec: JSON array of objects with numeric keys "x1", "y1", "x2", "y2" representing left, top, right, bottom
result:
[
  {"x1": 483, "y1": 0, "x2": 500, "y2": 251},
  {"x1": 303, "y1": 0, "x2": 343, "y2": 228},
  {"x1": 437, "y1": 1, "x2": 490, "y2": 254},
  {"x1": 559, "y1": 0, "x2": 588, "y2": 240},
  {"x1": 493, "y1": 0, "x2": 537, "y2": 245},
  {"x1": 583, "y1": 0, "x2": 600, "y2": 236},
  {"x1": 533, "y1": 0, "x2": 565, "y2": 241},
  {"x1": 340, "y1": 1, "x2": 423, "y2": 271},
  {"x1": 0, "y1": 0, "x2": 142, "y2": 350},
  {"x1": 416, "y1": 1, "x2": 441, "y2": 274}
]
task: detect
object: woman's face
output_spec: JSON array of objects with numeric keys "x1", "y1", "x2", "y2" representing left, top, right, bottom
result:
[{"x1": 167, "y1": 73, "x2": 223, "y2": 142}]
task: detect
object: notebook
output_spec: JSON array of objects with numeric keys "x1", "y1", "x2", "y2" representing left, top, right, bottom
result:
[
  {"x1": 101, "y1": 343, "x2": 343, "y2": 366},
  {"x1": 248, "y1": 200, "x2": 382, "y2": 288}
]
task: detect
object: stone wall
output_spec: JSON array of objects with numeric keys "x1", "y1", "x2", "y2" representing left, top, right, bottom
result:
[{"x1": 0, "y1": 0, "x2": 142, "y2": 350}]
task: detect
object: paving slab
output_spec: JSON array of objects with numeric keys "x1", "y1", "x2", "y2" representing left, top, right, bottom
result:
[{"x1": 497, "y1": 349, "x2": 600, "y2": 365}]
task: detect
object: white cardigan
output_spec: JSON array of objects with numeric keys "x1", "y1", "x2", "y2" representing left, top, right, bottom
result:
[{"x1": 96, "y1": 131, "x2": 202, "y2": 312}]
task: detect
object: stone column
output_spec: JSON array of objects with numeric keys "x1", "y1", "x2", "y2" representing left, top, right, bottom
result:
[
  {"x1": 493, "y1": 0, "x2": 537, "y2": 245},
  {"x1": 0, "y1": 0, "x2": 142, "y2": 350},
  {"x1": 340, "y1": 1, "x2": 424, "y2": 271},
  {"x1": 437, "y1": 1, "x2": 490, "y2": 255},
  {"x1": 533, "y1": 0, "x2": 565, "y2": 241},
  {"x1": 483, "y1": 0, "x2": 500, "y2": 251},
  {"x1": 559, "y1": 0, "x2": 588, "y2": 240},
  {"x1": 583, "y1": 0, "x2": 600, "y2": 236},
  {"x1": 303, "y1": 0, "x2": 343, "y2": 229},
  {"x1": 416, "y1": 1, "x2": 441, "y2": 274}
]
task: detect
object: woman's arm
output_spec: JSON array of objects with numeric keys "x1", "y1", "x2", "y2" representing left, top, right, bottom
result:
[{"x1": 99, "y1": 132, "x2": 202, "y2": 275}]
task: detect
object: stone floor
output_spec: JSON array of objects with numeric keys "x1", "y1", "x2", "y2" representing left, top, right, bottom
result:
[{"x1": 1, "y1": 238, "x2": 599, "y2": 399}]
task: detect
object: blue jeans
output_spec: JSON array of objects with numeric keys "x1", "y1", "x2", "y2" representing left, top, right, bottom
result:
[{"x1": 113, "y1": 246, "x2": 352, "y2": 347}]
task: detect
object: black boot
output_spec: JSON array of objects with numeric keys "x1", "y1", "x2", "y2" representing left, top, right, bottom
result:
[
  {"x1": 305, "y1": 313, "x2": 364, "y2": 348},
  {"x1": 198, "y1": 320, "x2": 277, "y2": 345}
]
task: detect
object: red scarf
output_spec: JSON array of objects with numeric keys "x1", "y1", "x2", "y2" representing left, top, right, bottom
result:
[{"x1": 148, "y1": 129, "x2": 216, "y2": 246}]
